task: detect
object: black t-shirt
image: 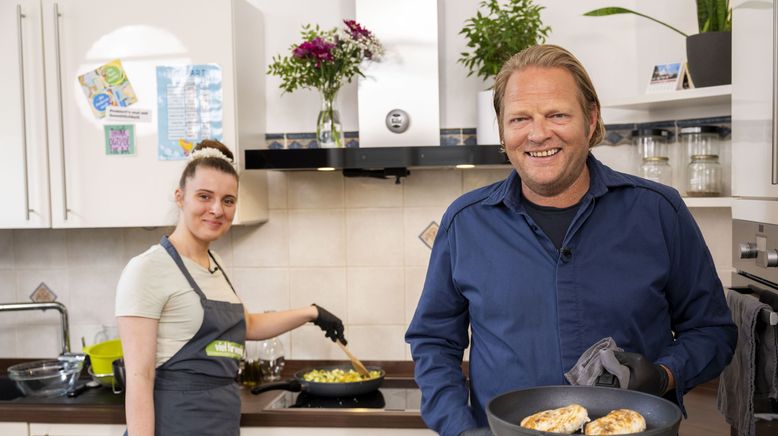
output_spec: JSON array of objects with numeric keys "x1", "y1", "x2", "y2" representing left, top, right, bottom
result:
[{"x1": 522, "y1": 197, "x2": 581, "y2": 250}]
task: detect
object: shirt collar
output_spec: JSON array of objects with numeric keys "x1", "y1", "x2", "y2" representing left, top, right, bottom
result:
[{"x1": 483, "y1": 153, "x2": 636, "y2": 209}]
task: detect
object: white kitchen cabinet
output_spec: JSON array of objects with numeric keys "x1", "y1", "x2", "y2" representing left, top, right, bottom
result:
[
  {"x1": 29, "y1": 423, "x2": 124, "y2": 436},
  {"x1": 0, "y1": 0, "x2": 51, "y2": 228},
  {"x1": 1, "y1": 0, "x2": 267, "y2": 229},
  {"x1": 0, "y1": 422, "x2": 28, "y2": 436}
]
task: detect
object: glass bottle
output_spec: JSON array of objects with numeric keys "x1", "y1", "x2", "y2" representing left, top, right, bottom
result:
[
  {"x1": 640, "y1": 156, "x2": 673, "y2": 186},
  {"x1": 240, "y1": 341, "x2": 261, "y2": 387},
  {"x1": 632, "y1": 128, "x2": 670, "y2": 159},
  {"x1": 686, "y1": 154, "x2": 722, "y2": 197},
  {"x1": 257, "y1": 337, "x2": 285, "y2": 381},
  {"x1": 679, "y1": 125, "x2": 721, "y2": 157}
]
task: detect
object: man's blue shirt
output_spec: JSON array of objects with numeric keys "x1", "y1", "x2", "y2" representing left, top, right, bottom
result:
[{"x1": 405, "y1": 155, "x2": 736, "y2": 436}]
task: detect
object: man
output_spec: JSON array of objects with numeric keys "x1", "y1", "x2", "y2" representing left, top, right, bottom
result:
[{"x1": 405, "y1": 44, "x2": 736, "y2": 436}]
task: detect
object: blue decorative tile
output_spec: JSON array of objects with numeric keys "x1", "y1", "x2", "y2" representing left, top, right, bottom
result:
[
  {"x1": 605, "y1": 132, "x2": 624, "y2": 145},
  {"x1": 462, "y1": 128, "x2": 476, "y2": 135},
  {"x1": 440, "y1": 128, "x2": 461, "y2": 135},
  {"x1": 440, "y1": 134, "x2": 461, "y2": 146},
  {"x1": 418, "y1": 221, "x2": 439, "y2": 249},
  {"x1": 463, "y1": 135, "x2": 478, "y2": 146},
  {"x1": 346, "y1": 139, "x2": 360, "y2": 148},
  {"x1": 265, "y1": 133, "x2": 285, "y2": 149},
  {"x1": 287, "y1": 132, "x2": 317, "y2": 149}
]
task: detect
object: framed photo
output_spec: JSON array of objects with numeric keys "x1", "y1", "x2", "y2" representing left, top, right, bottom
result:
[{"x1": 646, "y1": 62, "x2": 692, "y2": 93}]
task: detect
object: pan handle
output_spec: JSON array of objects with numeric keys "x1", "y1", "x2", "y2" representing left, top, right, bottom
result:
[{"x1": 250, "y1": 379, "x2": 302, "y2": 395}]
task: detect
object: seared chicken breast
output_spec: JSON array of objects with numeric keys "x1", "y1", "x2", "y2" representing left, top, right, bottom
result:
[
  {"x1": 584, "y1": 409, "x2": 647, "y2": 435},
  {"x1": 520, "y1": 403, "x2": 590, "y2": 434}
]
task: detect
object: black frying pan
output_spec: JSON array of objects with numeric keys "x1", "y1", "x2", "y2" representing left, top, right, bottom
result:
[
  {"x1": 250, "y1": 365, "x2": 384, "y2": 397},
  {"x1": 487, "y1": 385, "x2": 682, "y2": 436}
]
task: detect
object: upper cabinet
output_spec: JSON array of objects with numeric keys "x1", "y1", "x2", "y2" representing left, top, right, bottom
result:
[{"x1": 1, "y1": 0, "x2": 267, "y2": 229}]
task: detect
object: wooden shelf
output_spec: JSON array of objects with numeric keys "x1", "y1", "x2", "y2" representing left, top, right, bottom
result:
[
  {"x1": 683, "y1": 196, "x2": 733, "y2": 208},
  {"x1": 603, "y1": 85, "x2": 731, "y2": 111}
]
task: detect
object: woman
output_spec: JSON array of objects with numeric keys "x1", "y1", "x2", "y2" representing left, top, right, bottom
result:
[{"x1": 116, "y1": 140, "x2": 345, "y2": 436}]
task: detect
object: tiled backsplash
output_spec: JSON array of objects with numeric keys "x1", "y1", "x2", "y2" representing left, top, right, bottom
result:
[{"x1": 0, "y1": 164, "x2": 733, "y2": 360}]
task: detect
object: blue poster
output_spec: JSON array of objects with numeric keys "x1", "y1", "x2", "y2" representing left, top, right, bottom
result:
[{"x1": 156, "y1": 64, "x2": 223, "y2": 160}]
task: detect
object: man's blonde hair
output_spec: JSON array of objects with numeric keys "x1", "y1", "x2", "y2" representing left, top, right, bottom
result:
[{"x1": 492, "y1": 44, "x2": 605, "y2": 147}]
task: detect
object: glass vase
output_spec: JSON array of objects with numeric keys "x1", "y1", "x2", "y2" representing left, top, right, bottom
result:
[{"x1": 316, "y1": 91, "x2": 343, "y2": 148}]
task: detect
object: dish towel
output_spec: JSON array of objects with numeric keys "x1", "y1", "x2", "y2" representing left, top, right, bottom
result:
[
  {"x1": 564, "y1": 337, "x2": 630, "y2": 389},
  {"x1": 754, "y1": 299, "x2": 778, "y2": 401},
  {"x1": 717, "y1": 290, "x2": 772, "y2": 436}
]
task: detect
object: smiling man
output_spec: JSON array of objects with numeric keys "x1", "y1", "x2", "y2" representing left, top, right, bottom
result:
[{"x1": 405, "y1": 45, "x2": 736, "y2": 436}]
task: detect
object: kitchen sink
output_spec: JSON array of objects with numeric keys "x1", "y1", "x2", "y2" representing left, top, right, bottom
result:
[{"x1": 0, "y1": 377, "x2": 23, "y2": 401}]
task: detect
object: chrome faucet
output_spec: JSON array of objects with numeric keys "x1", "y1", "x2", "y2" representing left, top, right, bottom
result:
[{"x1": 0, "y1": 302, "x2": 70, "y2": 355}]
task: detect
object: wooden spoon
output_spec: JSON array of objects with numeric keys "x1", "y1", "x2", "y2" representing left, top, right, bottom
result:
[{"x1": 336, "y1": 340, "x2": 370, "y2": 377}]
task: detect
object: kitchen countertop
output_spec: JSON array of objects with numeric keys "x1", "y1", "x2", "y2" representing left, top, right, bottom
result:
[{"x1": 0, "y1": 359, "x2": 427, "y2": 428}]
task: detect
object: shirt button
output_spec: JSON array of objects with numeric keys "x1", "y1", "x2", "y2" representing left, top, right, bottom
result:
[{"x1": 560, "y1": 247, "x2": 573, "y2": 262}]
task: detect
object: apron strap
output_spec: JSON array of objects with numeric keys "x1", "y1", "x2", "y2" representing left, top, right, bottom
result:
[
  {"x1": 160, "y1": 235, "x2": 207, "y2": 302},
  {"x1": 208, "y1": 251, "x2": 237, "y2": 295}
]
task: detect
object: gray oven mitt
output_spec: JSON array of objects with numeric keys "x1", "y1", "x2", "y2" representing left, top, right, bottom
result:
[{"x1": 564, "y1": 337, "x2": 631, "y2": 389}]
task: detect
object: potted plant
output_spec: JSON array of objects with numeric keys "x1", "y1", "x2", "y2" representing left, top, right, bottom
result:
[
  {"x1": 583, "y1": 1, "x2": 732, "y2": 88},
  {"x1": 458, "y1": 0, "x2": 551, "y2": 145}
]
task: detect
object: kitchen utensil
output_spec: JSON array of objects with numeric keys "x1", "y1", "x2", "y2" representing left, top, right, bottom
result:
[
  {"x1": 250, "y1": 364, "x2": 384, "y2": 397},
  {"x1": 67, "y1": 380, "x2": 100, "y2": 398},
  {"x1": 112, "y1": 358, "x2": 125, "y2": 394},
  {"x1": 82, "y1": 338, "x2": 122, "y2": 376},
  {"x1": 7, "y1": 358, "x2": 83, "y2": 397},
  {"x1": 336, "y1": 340, "x2": 370, "y2": 377},
  {"x1": 486, "y1": 385, "x2": 681, "y2": 436}
]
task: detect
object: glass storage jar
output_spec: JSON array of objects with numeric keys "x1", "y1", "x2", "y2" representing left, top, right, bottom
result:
[
  {"x1": 679, "y1": 125, "x2": 721, "y2": 157},
  {"x1": 640, "y1": 156, "x2": 673, "y2": 186},
  {"x1": 632, "y1": 128, "x2": 671, "y2": 159},
  {"x1": 686, "y1": 154, "x2": 722, "y2": 197}
]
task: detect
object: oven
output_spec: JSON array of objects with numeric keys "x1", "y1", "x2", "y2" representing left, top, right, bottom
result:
[{"x1": 729, "y1": 219, "x2": 778, "y2": 436}]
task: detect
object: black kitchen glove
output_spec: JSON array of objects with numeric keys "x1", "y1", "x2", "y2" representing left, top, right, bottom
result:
[
  {"x1": 311, "y1": 304, "x2": 347, "y2": 344},
  {"x1": 459, "y1": 427, "x2": 494, "y2": 436},
  {"x1": 614, "y1": 351, "x2": 669, "y2": 397}
]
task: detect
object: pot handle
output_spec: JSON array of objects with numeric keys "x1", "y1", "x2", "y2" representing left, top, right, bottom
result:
[{"x1": 251, "y1": 378, "x2": 302, "y2": 395}]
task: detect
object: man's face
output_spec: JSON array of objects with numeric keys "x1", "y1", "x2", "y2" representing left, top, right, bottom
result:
[{"x1": 500, "y1": 66, "x2": 597, "y2": 201}]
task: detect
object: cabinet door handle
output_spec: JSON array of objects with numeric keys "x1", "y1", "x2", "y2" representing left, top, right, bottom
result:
[
  {"x1": 773, "y1": 0, "x2": 778, "y2": 184},
  {"x1": 53, "y1": 2, "x2": 68, "y2": 220},
  {"x1": 17, "y1": 4, "x2": 31, "y2": 220}
]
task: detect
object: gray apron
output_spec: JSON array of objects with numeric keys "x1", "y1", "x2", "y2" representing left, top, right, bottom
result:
[{"x1": 144, "y1": 235, "x2": 246, "y2": 436}]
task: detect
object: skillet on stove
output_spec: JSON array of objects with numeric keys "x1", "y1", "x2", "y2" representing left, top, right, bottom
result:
[
  {"x1": 487, "y1": 385, "x2": 682, "y2": 436},
  {"x1": 250, "y1": 364, "x2": 384, "y2": 397}
]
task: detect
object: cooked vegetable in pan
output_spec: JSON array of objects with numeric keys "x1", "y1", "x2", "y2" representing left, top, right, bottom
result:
[{"x1": 302, "y1": 368, "x2": 381, "y2": 383}]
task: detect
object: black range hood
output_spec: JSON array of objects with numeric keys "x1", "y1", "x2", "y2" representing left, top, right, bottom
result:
[{"x1": 244, "y1": 145, "x2": 508, "y2": 170}]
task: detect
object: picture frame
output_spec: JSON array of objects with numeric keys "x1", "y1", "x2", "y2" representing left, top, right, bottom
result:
[{"x1": 646, "y1": 62, "x2": 693, "y2": 93}]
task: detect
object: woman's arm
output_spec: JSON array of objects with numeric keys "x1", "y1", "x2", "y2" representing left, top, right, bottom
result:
[
  {"x1": 244, "y1": 306, "x2": 318, "y2": 341},
  {"x1": 118, "y1": 316, "x2": 159, "y2": 436}
]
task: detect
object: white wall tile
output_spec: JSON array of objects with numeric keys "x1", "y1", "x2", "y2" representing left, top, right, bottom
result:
[
  {"x1": 15, "y1": 313, "x2": 63, "y2": 357},
  {"x1": 462, "y1": 168, "x2": 511, "y2": 193},
  {"x1": 288, "y1": 172, "x2": 344, "y2": 209},
  {"x1": 288, "y1": 209, "x2": 345, "y2": 266},
  {"x1": 68, "y1": 267, "x2": 122, "y2": 327},
  {"x1": 122, "y1": 227, "x2": 169, "y2": 263},
  {"x1": 290, "y1": 324, "x2": 342, "y2": 359},
  {"x1": 232, "y1": 210, "x2": 289, "y2": 267},
  {"x1": 403, "y1": 169, "x2": 462, "y2": 207},
  {"x1": 346, "y1": 208, "x2": 403, "y2": 266},
  {"x1": 16, "y1": 269, "x2": 69, "y2": 307},
  {"x1": 345, "y1": 177, "x2": 403, "y2": 208},
  {"x1": 404, "y1": 207, "x2": 446, "y2": 267},
  {"x1": 348, "y1": 267, "x2": 404, "y2": 325},
  {"x1": 66, "y1": 228, "x2": 125, "y2": 268},
  {"x1": 346, "y1": 325, "x2": 407, "y2": 360},
  {"x1": 0, "y1": 270, "x2": 19, "y2": 357},
  {"x1": 404, "y1": 267, "x2": 427, "y2": 324},
  {"x1": 690, "y1": 207, "x2": 733, "y2": 270},
  {"x1": 0, "y1": 230, "x2": 14, "y2": 268},
  {"x1": 231, "y1": 267, "x2": 290, "y2": 313},
  {"x1": 209, "y1": 229, "x2": 234, "y2": 266},
  {"x1": 266, "y1": 171, "x2": 289, "y2": 210},
  {"x1": 290, "y1": 268, "x2": 347, "y2": 321},
  {"x1": 13, "y1": 229, "x2": 67, "y2": 269}
]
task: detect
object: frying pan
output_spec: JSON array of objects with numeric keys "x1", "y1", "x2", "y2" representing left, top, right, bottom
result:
[
  {"x1": 250, "y1": 365, "x2": 384, "y2": 397},
  {"x1": 487, "y1": 385, "x2": 681, "y2": 436}
]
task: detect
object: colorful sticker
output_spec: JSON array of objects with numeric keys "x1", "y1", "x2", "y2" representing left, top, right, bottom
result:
[
  {"x1": 205, "y1": 340, "x2": 244, "y2": 360},
  {"x1": 156, "y1": 64, "x2": 223, "y2": 160},
  {"x1": 104, "y1": 125, "x2": 135, "y2": 156},
  {"x1": 78, "y1": 59, "x2": 138, "y2": 119}
]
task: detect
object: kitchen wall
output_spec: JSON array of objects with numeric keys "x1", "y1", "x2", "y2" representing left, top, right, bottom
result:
[{"x1": 0, "y1": 0, "x2": 733, "y2": 360}]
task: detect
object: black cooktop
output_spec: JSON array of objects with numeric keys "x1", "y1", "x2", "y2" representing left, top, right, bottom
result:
[{"x1": 266, "y1": 388, "x2": 421, "y2": 411}]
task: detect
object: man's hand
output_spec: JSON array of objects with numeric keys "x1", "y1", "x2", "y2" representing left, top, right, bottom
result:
[
  {"x1": 614, "y1": 351, "x2": 669, "y2": 396},
  {"x1": 311, "y1": 304, "x2": 347, "y2": 344},
  {"x1": 459, "y1": 427, "x2": 493, "y2": 436}
]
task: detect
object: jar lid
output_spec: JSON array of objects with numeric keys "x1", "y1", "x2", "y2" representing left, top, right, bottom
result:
[
  {"x1": 679, "y1": 125, "x2": 720, "y2": 135},
  {"x1": 690, "y1": 154, "x2": 719, "y2": 160},
  {"x1": 643, "y1": 156, "x2": 670, "y2": 162},
  {"x1": 631, "y1": 128, "x2": 670, "y2": 138}
]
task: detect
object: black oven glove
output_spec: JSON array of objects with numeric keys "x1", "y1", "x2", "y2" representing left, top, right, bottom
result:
[
  {"x1": 459, "y1": 427, "x2": 493, "y2": 436},
  {"x1": 614, "y1": 351, "x2": 669, "y2": 397},
  {"x1": 312, "y1": 303, "x2": 347, "y2": 345}
]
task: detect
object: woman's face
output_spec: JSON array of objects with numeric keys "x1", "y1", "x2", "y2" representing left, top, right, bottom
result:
[{"x1": 176, "y1": 166, "x2": 238, "y2": 244}]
